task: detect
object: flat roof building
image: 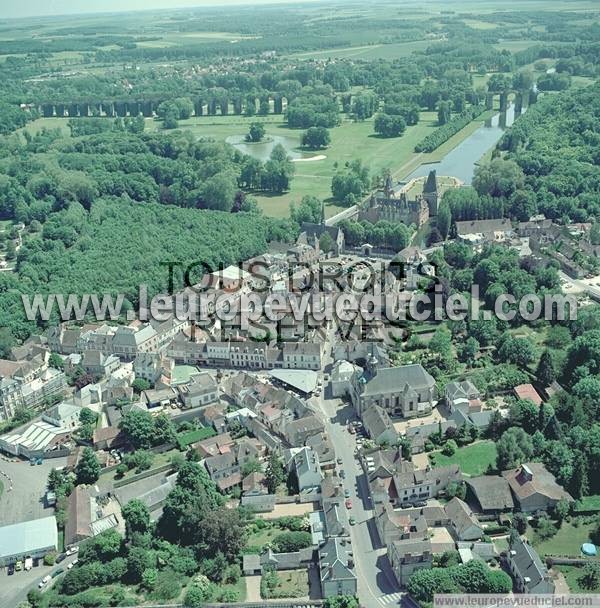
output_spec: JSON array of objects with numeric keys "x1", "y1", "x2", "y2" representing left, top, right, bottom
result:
[{"x1": 0, "y1": 516, "x2": 57, "y2": 566}]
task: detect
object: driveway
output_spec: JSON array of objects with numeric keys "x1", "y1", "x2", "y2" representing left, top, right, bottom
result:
[
  {"x1": 262, "y1": 502, "x2": 316, "y2": 519},
  {"x1": 244, "y1": 575, "x2": 261, "y2": 602},
  {"x1": 0, "y1": 456, "x2": 69, "y2": 526}
]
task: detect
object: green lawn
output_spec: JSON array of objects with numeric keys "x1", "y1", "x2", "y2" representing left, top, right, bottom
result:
[
  {"x1": 533, "y1": 520, "x2": 596, "y2": 557},
  {"x1": 287, "y1": 39, "x2": 432, "y2": 61},
  {"x1": 245, "y1": 526, "x2": 279, "y2": 552},
  {"x1": 172, "y1": 365, "x2": 201, "y2": 385},
  {"x1": 575, "y1": 495, "x2": 600, "y2": 513},
  {"x1": 177, "y1": 426, "x2": 216, "y2": 448},
  {"x1": 269, "y1": 569, "x2": 309, "y2": 599},
  {"x1": 429, "y1": 440, "x2": 498, "y2": 477},
  {"x1": 555, "y1": 565, "x2": 590, "y2": 593}
]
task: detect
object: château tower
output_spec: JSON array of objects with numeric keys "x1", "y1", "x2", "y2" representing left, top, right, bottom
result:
[{"x1": 422, "y1": 170, "x2": 439, "y2": 216}]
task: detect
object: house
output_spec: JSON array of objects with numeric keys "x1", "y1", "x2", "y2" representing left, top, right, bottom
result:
[
  {"x1": 506, "y1": 535, "x2": 555, "y2": 594},
  {"x1": 444, "y1": 497, "x2": 483, "y2": 541},
  {"x1": 193, "y1": 432, "x2": 234, "y2": 458},
  {"x1": 362, "y1": 405, "x2": 399, "y2": 445},
  {"x1": 243, "y1": 546, "x2": 314, "y2": 576},
  {"x1": 81, "y1": 350, "x2": 120, "y2": 378},
  {"x1": 465, "y1": 476, "x2": 515, "y2": 514},
  {"x1": 445, "y1": 380, "x2": 481, "y2": 412},
  {"x1": 288, "y1": 446, "x2": 323, "y2": 493},
  {"x1": 404, "y1": 420, "x2": 457, "y2": 454},
  {"x1": 322, "y1": 497, "x2": 350, "y2": 539},
  {"x1": 331, "y1": 360, "x2": 361, "y2": 398},
  {"x1": 374, "y1": 501, "x2": 427, "y2": 547},
  {"x1": 388, "y1": 538, "x2": 432, "y2": 587},
  {"x1": 455, "y1": 218, "x2": 513, "y2": 245},
  {"x1": 234, "y1": 437, "x2": 265, "y2": 468},
  {"x1": 319, "y1": 537, "x2": 357, "y2": 598},
  {"x1": 133, "y1": 352, "x2": 173, "y2": 384},
  {"x1": 283, "y1": 414, "x2": 323, "y2": 447},
  {"x1": 242, "y1": 471, "x2": 268, "y2": 496},
  {"x1": 306, "y1": 432, "x2": 335, "y2": 469},
  {"x1": 502, "y1": 463, "x2": 573, "y2": 513},
  {"x1": 93, "y1": 426, "x2": 128, "y2": 451},
  {"x1": 141, "y1": 387, "x2": 177, "y2": 410},
  {"x1": 42, "y1": 402, "x2": 82, "y2": 429},
  {"x1": 513, "y1": 384, "x2": 543, "y2": 407},
  {"x1": 177, "y1": 373, "x2": 218, "y2": 409},
  {"x1": 204, "y1": 452, "x2": 241, "y2": 492}
]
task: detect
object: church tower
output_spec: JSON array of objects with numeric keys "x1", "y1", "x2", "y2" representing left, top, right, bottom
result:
[{"x1": 422, "y1": 170, "x2": 439, "y2": 216}]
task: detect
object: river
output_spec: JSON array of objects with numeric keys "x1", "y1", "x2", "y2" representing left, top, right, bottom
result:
[{"x1": 404, "y1": 102, "x2": 523, "y2": 185}]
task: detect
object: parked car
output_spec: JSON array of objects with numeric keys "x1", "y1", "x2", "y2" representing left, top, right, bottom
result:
[
  {"x1": 345, "y1": 499, "x2": 352, "y2": 509},
  {"x1": 400, "y1": 502, "x2": 413, "y2": 509},
  {"x1": 336, "y1": 457, "x2": 343, "y2": 465},
  {"x1": 344, "y1": 489, "x2": 351, "y2": 498},
  {"x1": 414, "y1": 501, "x2": 427, "y2": 507},
  {"x1": 52, "y1": 568, "x2": 64, "y2": 578},
  {"x1": 39, "y1": 574, "x2": 51, "y2": 588},
  {"x1": 349, "y1": 516, "x2": 356, "y2": 525},
  {"x1": 66, "y1": 546, "x2": 79, "y2": 556},
  {"x1": 24, "y1": 557, "x2": 33, "y2": 571},
  {"x1": 7, "y1": 564, "x2": 14, "y2": 575},
  {"x1": 15, "y1": 560, "x2": 22, "y2": 571},
  {"x1": 55, "y1": 553, "x2": 66, "y2": 564},
  {"x1": 339, "y1": 469, "x2": 345, "y2": 479}
]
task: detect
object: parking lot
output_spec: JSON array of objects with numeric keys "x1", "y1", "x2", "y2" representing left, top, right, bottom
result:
[{"x1": 0, "y1": 455, "x2": 68, "y2": 526}]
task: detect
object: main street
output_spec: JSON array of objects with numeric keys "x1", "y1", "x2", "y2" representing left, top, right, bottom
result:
[{"x1": 310, "y1": 325, "x2": 402, "y2": 608}]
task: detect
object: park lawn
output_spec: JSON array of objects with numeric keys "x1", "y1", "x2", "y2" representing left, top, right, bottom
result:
[
  {"x1": 533, "y1": 520, "x2": 596, "y2": 557},
  {"x1": 100, "y1": 449, "x2": 176, "y2": 482},
  {"x1": 429, "y1": 440, "x2": 498, "y2": 477},
  {"x1": 272, "y1": 569, "x2": 309, "y2": 598}
]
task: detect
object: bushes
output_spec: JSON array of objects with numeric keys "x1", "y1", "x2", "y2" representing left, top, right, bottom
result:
[
  {"x1": 414, "y1": 105, "x2": 485, "y2": 152},
  {"x1": 271, "y1": 530, "x2": 312, "y2": 553}
]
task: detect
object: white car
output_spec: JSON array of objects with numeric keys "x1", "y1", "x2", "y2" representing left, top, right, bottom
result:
[
  {"x1": 39, "y1": 574, "x2": 52, "y2": 588},
  {"x1": 66, "y1": 546, "x2": 79, "y2": 556},
  {"x1": 67, "y1": 559, "x2": 78, "y2": 570}
]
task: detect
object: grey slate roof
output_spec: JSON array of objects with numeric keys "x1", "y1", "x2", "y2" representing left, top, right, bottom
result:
[
  {"x1": 509, "y1": 535, "x2": 554, "y2": 593},
  {"x1": 466, "y1": 475, "x2": 515, "y2": 511},
  {"x1": 362, "y1": 364, "x2": 434, "y2": 397}
]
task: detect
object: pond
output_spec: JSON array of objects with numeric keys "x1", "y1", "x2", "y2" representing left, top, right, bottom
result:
[
  {"x1": 226, "y1": 133, "x2": 308, "y2": 161},
  {"x1": 405, "y1": 103, "x2": 524, "y2": 185}
]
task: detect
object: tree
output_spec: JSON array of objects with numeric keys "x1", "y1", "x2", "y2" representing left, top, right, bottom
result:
[
  {"x1": 272, "y1": 530, "x2": 312, "y2": 553},
  {"x1": 201, "y1": 172, "x2": 237, "y2": 211},
  {"x1": 132, "y1": 377, "x2": 151, "y2": 394},
  {"x1": 437, "y1": 100, "x2": 452, "y2": 125},
  {"x1": 241, "y1": 458, "x2": 262, "y2": 477},
  {"x1": 319, "y1": 231, "x2": 335, "y2": 254},
  {"x1": 120, "y1": 409, "x2": 156, "y2": 448},
  {"x1": 291, "y1": 195, "x2": 322, "y2": 225},
  {"x1": 473, "y1": 159, "x2": 525, "y2": 199},
  {"x1": 512, "y1": 512, "x2": 527, "y2": 534},
  {"x1": 323, "y1": 596, "x2": 360, "y2": 608},
  {"x1": 437, "y1": 204, "x2": 451, "y2": 240},
  {"x1": 374, "y1": 113, "x2": 406, "y2": 138},
  {"x1": 579, "y1": 563, "x2": 600, "y2": 590},
  {"x1": 554, "y1": 498, "x2": 571, "y2": 523},
  {"x1": 5, "y1": 239, "x2": 16, "y2": 261},
  {"x1": 246, "y1": 122, "x2": 266, "y2": 143},
  {"x1": 496, "y1": 427, "x2": 534, "y2": 470},
  {"x1": 536, "y1": 350, "x2": 556, "y2": 386},
  {"x1": 265, "y1": 454, "x2": 286, "y2": 493},
  {"x1": 76, "y1": 447, "x2": 101, "y2": 485},
  {"x1": 48, "y1": 352, "x2": 64, "y2": 370},
  {"x1": 302, "y1": 126, "x2": 330, "y2": 150},
  {"x1": 79, "y1": 407, "x2": 97, "y2": 426},
  {"x1": 122, "y1": 499, "x2": 151, "y2": 538}
]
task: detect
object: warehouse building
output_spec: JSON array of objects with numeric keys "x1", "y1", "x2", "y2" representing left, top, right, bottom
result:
[{"x1": 0, "y1": 516, "x2": 58, "y2": 566}]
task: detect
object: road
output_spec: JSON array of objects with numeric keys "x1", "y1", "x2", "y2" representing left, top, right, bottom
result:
[
  {"x1": 1, "y1": 553, "x2": 78, "y2": 608},
  {"x1": 309, "y1": 326, "x2": 402, "y2": 608}
]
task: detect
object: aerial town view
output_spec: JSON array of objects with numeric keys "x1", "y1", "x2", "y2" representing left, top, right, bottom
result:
[{"x1": 0, "y1": 0, "x2": 599, "y2": 607}]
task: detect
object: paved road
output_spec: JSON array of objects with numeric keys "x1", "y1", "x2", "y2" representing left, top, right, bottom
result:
[{"x1": 309, "y1": 329, "x2": 401, "y2": 608}]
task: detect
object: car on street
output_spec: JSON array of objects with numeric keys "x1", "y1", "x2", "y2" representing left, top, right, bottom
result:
[
  {"x1": 24, "y1": 557, "x2": 33, "y2": 571},
  {"x1": 39, "y1": 574, "x2": 51, "y2": 588},
  {"x1": 52, "y1": 568, "x2": 65, "y2": 578},
  {"x1": 7, "y1": 564, "x2": 14, "y2": 575},
  {"x1": 67, "y1": 559, "x2": 78, "y2": 570},
  {"x1": 348, "y1": 426, "x2": 356, "y2": 434},
  {"x1": 344, "y1": 489, "x2": 351, "y2": 498},
  {"x1": 339, "y1": 469, "x2": 345, "y2": 479},
  {"x1": 345, "y1": 498, "x2": 352, "y2": 509},
  {"x1": 400, "y1": 502, "x2": 413, "y2": 509},
  {"x1": 66, "y1": 546, "x2": 79, "y2": 556},
  {"x1": 336, "y1": 457, "x2": 343, "y2": 465},
  {"x1": 349, "y1": 515, "x2": 356, "y2": 525},
  {"x1": 15, "y1": 560, "x2": 22, "y2": 571},
  {"x1": 56, "y1": 553, "x2": 66, "y2": 563},
  {"x1": 414, "y1": 501, "x2": 427, "y2": 507}
]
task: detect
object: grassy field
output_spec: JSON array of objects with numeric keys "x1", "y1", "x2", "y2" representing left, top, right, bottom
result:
[
  {"x1": 269, "y1": 569, "x2": 309, "y2": 599},
  {"x1": 246, "y1": 525, "x2": 279, "y2": 552},
  {"x1": 429, "y1": 440, "x2": 498, "y2": 477},
  {"x1": 575, "y1": 495, "x2": 600, "y2": 513},
  {"x1": 177, "y1": 426, "x2": 216, "y2": 448},
  {"x1": 533, "y1": 520, "x2": 595, "y2": 557},
  {"x1": 288, "y1": 39, "x2": 432, "y2": 61}
]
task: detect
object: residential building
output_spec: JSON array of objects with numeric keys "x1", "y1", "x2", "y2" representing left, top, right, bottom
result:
[
  {"x1": 465, "y1": 476, "x2": 515, "y2": 514},
  {"x1": 81, "y1": 350, "x2": 120, "y2": 377},
  {"x1": 283, "y1": 414, "x2": 323, "y2": 447},
  {"x1": 445, "y1": 497, "x2": 483, "y2": 541},
  {"x1": 513, "y1": 384, "x2": 543, "y2": 407},
  {"x1": 388, "y1": 538, "x2": 432, "y2": 587},
  {"x1": 177, "y1": 372, "x2": 218, "y2": 409},
  {"x1": 445, "y1": 380, "x2": 481, "y2": 412},
  {"x1": 319, "y1": 537, "x2": 357, "y2": 598},
  {"x1": 204, "y1": 452, "x2": 241, "y2": 492},
  {"x1": 455, "y1": 218, "x2": 513, "y2": 245},
  {"x1": 42, "y1": 402, "x2": 82, "y2": 429},
  {"x1": 506, "y1": 535, "x2": 555, "y2": 594},
  {"x1": 502, "y1": 463, "x2": 573, "y2": 513},
  {"x1": 287, "y1": 446, "x2": 323, "y2": 493},
  {"x1": 362, "y1": 405, "x2": 399, "y2": 445}
]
